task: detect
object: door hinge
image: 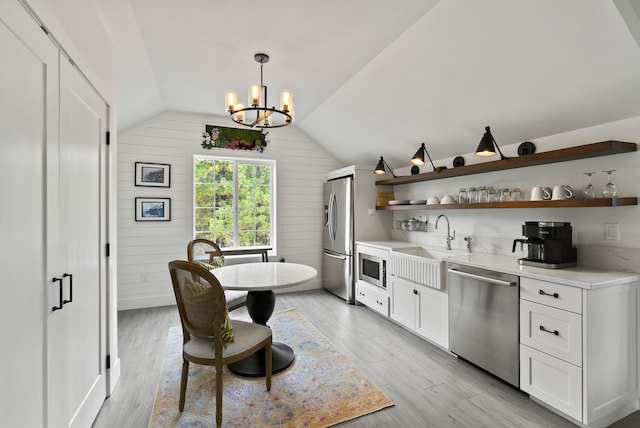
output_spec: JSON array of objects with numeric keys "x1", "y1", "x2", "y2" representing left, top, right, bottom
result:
[
  {"x1": 106, "y1": 355, "x2": 111, "y2": 369},
  {"x1": 106, "y1": 243, "x2": 110, "y2": 257},
  {"x1": 106, "y1": 131, "x2": 111, "y2": 145}
]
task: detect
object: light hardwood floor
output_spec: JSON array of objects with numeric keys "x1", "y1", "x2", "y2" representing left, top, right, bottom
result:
[{"x1": 93, "y1": 289, "x2": 640, "y2": 428}]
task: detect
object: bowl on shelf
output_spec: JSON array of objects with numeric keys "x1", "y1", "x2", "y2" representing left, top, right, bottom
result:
[
  {"x1": 427, "y1": 196, "x2": 440, "y2": 205},
  {"x1": 441, "y1": 195, "x2": 456, "y2": 204}
]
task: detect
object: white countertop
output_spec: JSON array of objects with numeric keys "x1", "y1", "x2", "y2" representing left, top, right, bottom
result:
[
  {"x1": 446, "y1": 252, "x2": 640, "y2": 289},
  {"x1": 356, "y1": 240, "x2": 420, "y2": 251}
]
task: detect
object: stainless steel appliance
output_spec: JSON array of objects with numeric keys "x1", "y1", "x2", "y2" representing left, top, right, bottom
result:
[
  {"x1": 323, "y1": 176, "x2": 354, "y2": 302},
  {"x1": 448, "y1": 263, "x2": 520, "y2": 387},
  {"x1": 513, "y1": 221, "x2": 577, "y2": 269},
  {"x1": 358, "y1": 251, "x2": 386, "y2": 289}
]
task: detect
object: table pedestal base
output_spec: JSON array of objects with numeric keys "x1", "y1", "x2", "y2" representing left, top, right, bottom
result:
[
  {"x1": 228, "y1": 289, "x2": 294, "y2": 377},
  {"x1": 228, "y1": 342, "x2": 294, "y2": 377}
]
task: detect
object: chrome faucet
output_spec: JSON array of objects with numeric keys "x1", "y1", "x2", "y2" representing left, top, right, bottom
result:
[{"x1": 435, "y1": 214, "x2": 456, "y2": 250}]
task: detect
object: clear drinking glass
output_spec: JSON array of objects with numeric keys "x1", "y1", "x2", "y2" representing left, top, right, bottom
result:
[
  {"x1": 487, "y1": 187, "x2": 498, "y2": 202},
  {"x1": 458, "y1": 188, "x2": 468, "y2": 204},
  {"x1": 602, "y1": 170, "x2": 618, "y2": 198},
  {"x1": 477, "y1": 186, "x2": 488, "y2": 203},
  {"x1": 468, "y1": 187, "x2": 477, "y2": 204},
  {"x1": 583, "y1": 172, "x2": 597, "y2": 199},
  {"x1": 510, "y1": 188, "x2": 522, "y2": 201},
  {"x1": 500, "y1": 188, "x2": 510, "y2": 202}
]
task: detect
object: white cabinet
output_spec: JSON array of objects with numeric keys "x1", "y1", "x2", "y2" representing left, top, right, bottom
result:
[
  {"x1": 520, "y1": 345, "x2": 583, "y2": 420},
  {"x1": 416, "y1": 284, "x2": 449, "y2": 348},
  {"x1": 519, "y1": 277, "x2": 638, "y2": 426},
  {"x1": 390, "y1": 276, "x2": 415, "y2": 328},
  {"x1": 0, "y1": 2, "x2": 110, "y2": 427},
  {"x1": 390, "y1": 276, "x2": 449, "y2": 349},
  {"x1": 355, "y1": 281, "x2": 389, "y2": 316}
]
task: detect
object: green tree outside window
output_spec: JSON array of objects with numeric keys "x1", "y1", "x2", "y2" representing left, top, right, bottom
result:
[{"x1": 194, "y1": 157, "x2": 274, "y2": 250}]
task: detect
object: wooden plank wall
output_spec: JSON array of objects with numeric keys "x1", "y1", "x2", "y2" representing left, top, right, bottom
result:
[{"x1": 117, "y1": 111, "x2": 344, "y2": 309}]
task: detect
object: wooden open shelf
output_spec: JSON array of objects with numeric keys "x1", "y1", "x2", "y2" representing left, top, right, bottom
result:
[
  {"x1": 376, "y1": 197, "x2": 638, "y2": 211},
  {"x1": 375, "y1": 140, "x2": 637, "y2": 186}
]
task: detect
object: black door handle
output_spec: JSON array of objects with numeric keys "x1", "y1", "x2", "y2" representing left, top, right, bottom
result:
[
  {"x1": 52, "y1": 277, "x2": 64, "y2": 311},
  {"x1": 539, "y1": 325, "x2": 559, "y2": 336},
  {"x1": 539, "y1": 289, "x2": 559, "y2": 298},
  {"x1": 63, "y1": 273, "x2": 73, "y2": 305}
]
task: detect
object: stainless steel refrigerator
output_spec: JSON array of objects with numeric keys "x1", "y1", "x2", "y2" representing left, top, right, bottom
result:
[{"x1": 322, "y1": 176, "x2": 354, "y2": 303}]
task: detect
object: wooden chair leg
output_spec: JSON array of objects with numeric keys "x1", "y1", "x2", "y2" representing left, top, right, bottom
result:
[
  {"x1": 265, "y1": 342, "x2": 272, "y2": 391},
  {"x1": 179, "y1": 359, "x2": 189, "y2": 411},
  {"x1": 216, "y1": 365, "x2": 223, "y2": 427}
]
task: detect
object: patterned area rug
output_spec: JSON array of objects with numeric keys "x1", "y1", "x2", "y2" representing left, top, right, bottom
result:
[{"x1": 149, "y1": 309, "x2": 393, "y2": 427}]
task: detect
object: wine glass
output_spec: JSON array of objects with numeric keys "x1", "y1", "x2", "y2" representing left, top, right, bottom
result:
[
  {"x1": 583, "y1": 172, "x2": 597, "y2": 199},
  {"x1": 602, "y1": 170, "x2": 618, "y2": 198}
]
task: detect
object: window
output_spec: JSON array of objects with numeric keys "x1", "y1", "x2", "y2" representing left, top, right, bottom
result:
[{"x1": 194, "y1": 156, "x2": 275, "y2": 250}]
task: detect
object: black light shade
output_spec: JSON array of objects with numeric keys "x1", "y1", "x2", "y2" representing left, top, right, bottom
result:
[
  {"x1": 374, "y1": 156, "x2": 396, "y2": 177},
  {"x1": 410, "y1": 143, "x2": 436, "y2": 171},
  {"x1": 475, "y1": 126, "x2": 509, "y2": 160},
  {"x1": 410, "y1": 144, "x2": 425, "y2": 166}
]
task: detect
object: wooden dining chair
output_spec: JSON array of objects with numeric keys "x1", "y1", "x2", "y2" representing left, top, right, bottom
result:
[
  {"x1": 168, "y1": 260, "x2": 272, "y2": 427},
  {"x1": 187, "y1": 238, "x2": 248, "y2": 311}
]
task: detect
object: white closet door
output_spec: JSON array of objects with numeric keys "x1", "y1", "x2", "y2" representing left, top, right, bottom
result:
[
  {"x1": 47, "y1": 57, "x2": 108, "y2": 428},
  {"x1": 0, "y1": 2, "x2": 58, "y2": 427}
]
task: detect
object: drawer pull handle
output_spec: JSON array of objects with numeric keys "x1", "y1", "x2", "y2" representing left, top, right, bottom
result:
[
  {"x1": 539, "y1": 290, "x2": 559, "y2": 298},
  {"x1": 539, "y1": 325, "x2": 559, "y2": 336}
]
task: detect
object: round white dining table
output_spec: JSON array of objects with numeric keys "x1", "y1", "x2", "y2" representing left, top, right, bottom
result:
[{"x1": 211, "y1": 262, "x2": 317, "y2": 376}]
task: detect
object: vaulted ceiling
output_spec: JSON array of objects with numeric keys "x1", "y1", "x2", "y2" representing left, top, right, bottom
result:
[{"x1": 98, "y1": 0, "x2": 640, "y2": 168}]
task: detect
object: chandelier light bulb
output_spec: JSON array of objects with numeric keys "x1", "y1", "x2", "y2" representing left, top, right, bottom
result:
[
  {"x1": 281, "y1": 90, "x2": 293, "y2": 112},
  {"x1": 225, "y1": 90, "x2": 237, "y2": 112},
  {"x1": 249, "y1": 84, "x2": 261, "y2": 107}
]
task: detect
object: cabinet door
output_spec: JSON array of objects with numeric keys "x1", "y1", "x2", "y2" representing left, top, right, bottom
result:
[
  {"x1": 47, "y1": 58, "x2": 108, "y2": 428},
  {"x1": 520, "y1": 345, "x2": 582, "y2": 421},
  {"x1": 416, "y1": 285, "x2": 449, "y2": 349},
  {"x1": 0, "y1": 2, "x2": 58, "y2": 426},
  {"x1": 520, "y1": 300, "x2": 582, "y2": 366},
  {"x1": 390, "y1": 277, "x2": 416, "y2": 329}
]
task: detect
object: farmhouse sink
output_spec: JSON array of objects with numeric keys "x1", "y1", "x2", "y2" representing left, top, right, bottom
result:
[
  {"x1": 392, "y1": 246, "x2": 467, "y2": 260},
  {"x1": 390, "y1": 246, "x2": 467, "y2": 290}
]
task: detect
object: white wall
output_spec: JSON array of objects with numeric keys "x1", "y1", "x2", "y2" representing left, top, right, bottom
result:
[
  {"x1": 391, "y1": 116, "x2": 640, "y2": 272},
  {"x1": 117, "y1": 112, "x2": 343, "y2": 310}
]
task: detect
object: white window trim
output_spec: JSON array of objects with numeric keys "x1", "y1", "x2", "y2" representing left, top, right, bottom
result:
[{"x1": 193, "y1": 154, "x2": 277, "y2": 253}]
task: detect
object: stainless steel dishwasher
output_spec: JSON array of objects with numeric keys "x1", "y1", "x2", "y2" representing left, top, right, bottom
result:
[{"x1": 448, "y1": 263, "x2": 520, "y2": 387}]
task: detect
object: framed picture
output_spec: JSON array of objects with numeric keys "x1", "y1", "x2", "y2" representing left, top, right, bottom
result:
[
  {"x1": 135, "y1": 162, "x2": 171, "y2": 187},
  {"x1": 135, "y1": 197, "x2": 171, "y2": 221}
]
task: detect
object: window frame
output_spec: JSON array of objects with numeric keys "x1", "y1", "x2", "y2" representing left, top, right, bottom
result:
[{"x1": 193, "y1": 154, "x2": 276, "y2": 252}]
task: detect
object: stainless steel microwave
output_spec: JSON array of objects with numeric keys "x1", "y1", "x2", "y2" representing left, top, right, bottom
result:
[{"x1": 358, "y1": 252, "x2": 386, "y2": 289}]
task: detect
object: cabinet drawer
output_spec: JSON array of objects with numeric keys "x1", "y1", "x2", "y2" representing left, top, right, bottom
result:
[
  {"x1": 520, "y1": 300, "x2": 582, "y2": 366},
  {"x1": 520, "y1": 345, "x2": 582, "y2": 422},
  {"x1": 356, "y1": 281, "x2": 389, "y2": 316},
  {"x1": 521, "y1": 277, "x2": 582, "y2": 314}
]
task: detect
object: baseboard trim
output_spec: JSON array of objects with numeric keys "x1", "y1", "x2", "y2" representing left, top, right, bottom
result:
[{"x1": 117, "y1": 294, "x2": 175, "y2": 311}]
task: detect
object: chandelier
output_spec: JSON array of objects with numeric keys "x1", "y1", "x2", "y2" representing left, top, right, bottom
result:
[{"x1": 224, "y1": 53, "x2": 294, "y2": 129}]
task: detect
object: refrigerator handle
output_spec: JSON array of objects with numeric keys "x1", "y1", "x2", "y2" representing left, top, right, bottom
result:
[
  {"x1": 331, "y1": 192, "x2": 338, "y2": 241},
  {"x1": 323, "y1": 251, "x2": 347, "y2": 260},
  {"x1": 327, "y1": 192, "x2": 333, "y2": 241}
]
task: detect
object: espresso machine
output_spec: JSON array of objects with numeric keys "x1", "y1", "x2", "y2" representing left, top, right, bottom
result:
[{"x1": 512, "y1": 221, "x2": 577, "y2": 268}]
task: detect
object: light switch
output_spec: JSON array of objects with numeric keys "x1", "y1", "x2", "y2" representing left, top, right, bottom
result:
[{"x1": 605, "y1": 223, "x2": 620, "y2": 241}]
